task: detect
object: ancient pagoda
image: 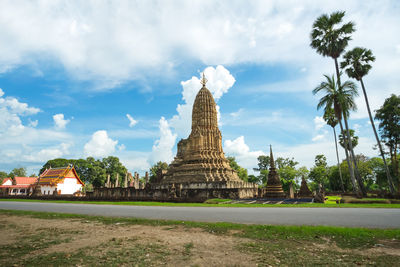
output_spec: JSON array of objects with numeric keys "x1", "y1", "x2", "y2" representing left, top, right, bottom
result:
[
  {"x1": 298, "y1": 176, "x2": 313, "y2": 198},
  {"x1": 264, "y1": 145, "x2": 286, "y2": 198},
  {"x1": 159, "y1": 74, "x2": 255, "y2": 189}
]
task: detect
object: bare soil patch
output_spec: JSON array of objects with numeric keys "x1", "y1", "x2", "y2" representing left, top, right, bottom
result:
[{"x1": 1, "y1": 214, "x2": 399, "y2": 266}]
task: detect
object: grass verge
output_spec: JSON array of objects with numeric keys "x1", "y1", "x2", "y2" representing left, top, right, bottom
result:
[{"x1": 2, "y1": 197, "x2": 400, "y2": 208}]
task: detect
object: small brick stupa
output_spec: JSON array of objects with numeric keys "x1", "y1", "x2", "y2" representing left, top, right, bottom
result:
[
  {"x1": 298, "y1": 176, "x2": 313, "y2": 198},
  {"x1": 264, "y1": 145, "x2": 286, "y2": 198}
]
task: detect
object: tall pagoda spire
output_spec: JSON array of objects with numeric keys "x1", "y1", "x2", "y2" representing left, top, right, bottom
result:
[
  {"x1": 269, "y1": 145, "x2": 275, "y2": 169},
  {"x1": 264, "y1": 145, "x2": 286, "y2": 198},
  {"x1": 200, "y1": 72, "x2": 208, "y2": 88}
]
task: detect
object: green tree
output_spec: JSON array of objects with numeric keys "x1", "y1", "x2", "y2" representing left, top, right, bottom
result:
[
  {"x1": 309, "y1": 155, "x2": 329, "y2": 191},
  {"x1": 339, "y1": 129, "x2": 359, "y2": 151},
  {"x1": 0, "y1": 171, "x2": 8, "y2": 178},
  {"x1": 247, "y1": 174, "x2": 260, "y2": 184},
  {"x1": 86, "y1": 157, "x2": 107, "y2": 188},
  {"x1": 9, "y1": 167, "x2": 27, "y2": 177},
  {"x1": 313, "y1": 74, "x2": 361, "y2": 195},
  {"x1": 341, "y1": 47, "x2": 396, "y2": 194},
  {"x1": 323, "y1": 107, "x2": 345, "y2": 191},
  {"x1": 310, "y1": 10, "x2": 355, "y2": 93},
  {"x1": 227, "y1": 156, "x2": 248, "y2": 182},
  {"x1": 375, "y1": 94, "x2": 400, "y2": 189},
  {"x1": 102, "y1": 156, "x2": 128, "y2": 186},
  {"x1": 253, "y1": 155, "x2": 270, "y2": 185},
  {"x1": 310, "y1": 11, "x2": 365, "y2": 196},
  {"x1": 275, "y1": 157, "x2": 304, "y2": 192},
  {"x1": 149, "y1": 161, "x2": 169, "y2": 183}
]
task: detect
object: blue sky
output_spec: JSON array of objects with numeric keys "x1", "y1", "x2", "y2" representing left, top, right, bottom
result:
[{"x1": 0, "y1": 0, "x2": 399, "y2": 175}]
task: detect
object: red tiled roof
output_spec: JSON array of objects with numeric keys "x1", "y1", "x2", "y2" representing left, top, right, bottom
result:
[
  {"x1": 0, "y1": 185, "x2": 31, "y2": 188},
  {"x1": 1, "y1": 178, "x2": 12, "y2": 185},
  {"x1": 14, "y1": 177, "x2": 38, "y2": 185}
]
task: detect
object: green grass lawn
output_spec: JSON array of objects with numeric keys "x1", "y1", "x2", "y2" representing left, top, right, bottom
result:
[{"x1": 2, "y1": 197, "x2": 400, "y2": 208}]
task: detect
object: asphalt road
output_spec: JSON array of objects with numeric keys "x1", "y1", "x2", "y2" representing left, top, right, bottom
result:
[{"x1": 1, "y1": 201, "x2": 400, "y2": 228}]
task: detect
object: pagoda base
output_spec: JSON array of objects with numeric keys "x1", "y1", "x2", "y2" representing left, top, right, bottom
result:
[{"x1": 264, "y1": 185, "x2": 286, "y2": 198}]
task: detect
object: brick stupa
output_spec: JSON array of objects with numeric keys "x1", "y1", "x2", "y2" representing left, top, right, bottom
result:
[
  {"x1": 298, "y1": 176, "x2": 313, "y2": 198},
  {"x1": 159, "y1": 74, "x2": 255, "y2": 189},
  {"x1": 264, "y1": 145, "x2": 286, "y2": 198}
]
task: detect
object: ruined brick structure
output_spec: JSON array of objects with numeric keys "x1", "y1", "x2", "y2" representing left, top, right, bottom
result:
[
  {"x1": 264, "y1": 146, "x2": 286, "y2": 198},
  {"x1": 298, "y1": 176, "x2": 313, "y2": 198},
  {"x1": 154, "y1": 74, "x2": 257, "y2": 193}
]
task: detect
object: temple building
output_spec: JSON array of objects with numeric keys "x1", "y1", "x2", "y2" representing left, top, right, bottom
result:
[
  {"x1": 0, "y1": 177, "x2": 38, "y2": 196},
  {"x1": 156, "y1": 74, "x2": 256, "y2": 190},
  {"x1": 35, "y1": 165, "x2": 84, "y2": 195}
]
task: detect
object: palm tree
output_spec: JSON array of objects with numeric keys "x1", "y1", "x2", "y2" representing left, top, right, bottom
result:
[
  {"x1": 341, "y1": 47, "x2": 396, "y2": 195},
  {"x1": 313, "y1": 74, "x2": 359, "y2": 194},
  {"x1": 310, "y1": 11, "x2": 354, "y2": 85},
  {"x1": 310, "y1": 11, "x2": 366, "y2": 196},
  {"x1": 323, "y1": 107, "x2": 345, "y2": 192}
]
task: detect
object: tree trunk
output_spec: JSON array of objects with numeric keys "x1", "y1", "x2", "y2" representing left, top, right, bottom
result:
[
  {"x1": 334, "y1": 58, "x2": 341, "y2": 86},
  {"x1": 333, "y1": 126, "x2": 345, "y2": 192},
  {"x1": 334, "y1": 58, "x2": 359, "y2": 195},
  {"x1": 360, "y1": 78, "x2": 396, "y2": 194},
  {"x1": 343, "y1": 114, "x2": 367, "y2": 196},
  {"x1": 338, "y1": 119, "x2": 359, "y2": 194}
]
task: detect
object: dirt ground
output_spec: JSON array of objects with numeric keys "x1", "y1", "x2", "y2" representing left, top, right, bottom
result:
[{"x1": 1, "y1": 214, "x2": 399, "y2": 266}]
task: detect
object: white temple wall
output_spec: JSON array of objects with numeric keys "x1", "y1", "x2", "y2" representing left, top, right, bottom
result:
[{"x1": 57, "y1": 178, "x2": 82, "y2": 194}]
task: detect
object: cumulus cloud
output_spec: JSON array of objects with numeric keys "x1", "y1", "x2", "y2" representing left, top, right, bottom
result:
[
  {"x1": 28, "y1": 119, "x2": 38, "y2": 127},
  {"x1": 84, "y1": 130, "x2": 118, "y2": 158},
  {"x1": 53, "y1": 113, "x2": 70, "y2": 130},
  {"x1": 0, "y1": 89, "x2": 74, "y2": 173},
  {"x1": 224, "y1": 136, "x2": 264, "y2": 170},
  {"x1": 149, "y1": 117, "x2": 177, "y2": 164},
  {"x1": 314, "y1": 116, "x2": 325, "y2": 130},
  {"x1": 126, "y1": 114, "x2": 138, "y2": 128},
  {"x1": 170, "y1": 65, "x2": 235, "y2": 137},
  {"x1": 23, "y1": 143, "x2": 72, "y2": 162},
  {"x1": 0, "y1": 88, "x2": 40, "y2": 137}
]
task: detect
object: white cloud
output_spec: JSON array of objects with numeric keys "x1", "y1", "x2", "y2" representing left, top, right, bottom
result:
[
  {"x1": 312, "y1": 134, "x2": 325, "y2": 142},
  {"x1": 314, "y1": 116, "x2": 325, "y2": 130},
  {"x1": 149, "y1": 117, "x2": 177, "y2": 164},
  {"x1": 170, "y1": 65, "x2": 235, "y2": 137},
  {"x1": 117, "y1": 144, "x2": 126, "y2": 151},
  {"x1": 126, "y1": 114, "x2": 138, "y2": 128},
  {"x1": 0, "y1": 88, "x2": 4, "y2": 97},
  {"x1": 1, "y1": 97, "x2": 40, "y2": 115},
  {"x1": 224, "y1": 136, "x2": 264, "y2": 170},
  {"x1": 53, "y1": 113, "x2": 70, "y2": 130},
  {"x1": 84, "y1": 130, "x2": 118, "y2": 158},
  {"x1": 28, "y1": 119, "x2": 38, "y2": 127},
  {"x1": 23, "y1": 143, "x2": 72, "y2": 162}
]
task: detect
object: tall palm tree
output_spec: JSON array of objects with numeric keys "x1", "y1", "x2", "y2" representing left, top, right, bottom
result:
[
  {"x1": 310, "y1": 11, "x2": 366, "y2": 196},
  {"x1": 341, "y1": 47, "x2": 396, "y2": 195},
  {"x1": 323, "y1": 107, "x2": 345, "y2": 192},
  {"x1": 313, "y1": 75, "x2": 359, "y2": 194}
]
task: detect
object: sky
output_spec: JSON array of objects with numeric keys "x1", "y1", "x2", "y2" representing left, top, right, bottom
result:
[{"x1": 0, "y1": 0, "x2": 399, "y2": 176}]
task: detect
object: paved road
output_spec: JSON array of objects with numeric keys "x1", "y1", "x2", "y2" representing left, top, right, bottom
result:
[{"x1": 1, "y1": 201, "x2": 400, "y2": 228}]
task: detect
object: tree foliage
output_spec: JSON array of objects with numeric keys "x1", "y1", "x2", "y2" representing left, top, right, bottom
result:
[
  {"x1": 227, "y1": 157, "x2": 248, "y2": 182},
  {"x1": 149, "y1": 161, "x2": 169, "y2": 183},
  {"x1": 375, "y1": 94, "x2": 400, "y2": 183},
  {"x1": 339, "y1": 129, "x2": 358, "y2": 150},
  {"x1": 9, "y1": 167, "x2": 27, "y2": 178}
]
